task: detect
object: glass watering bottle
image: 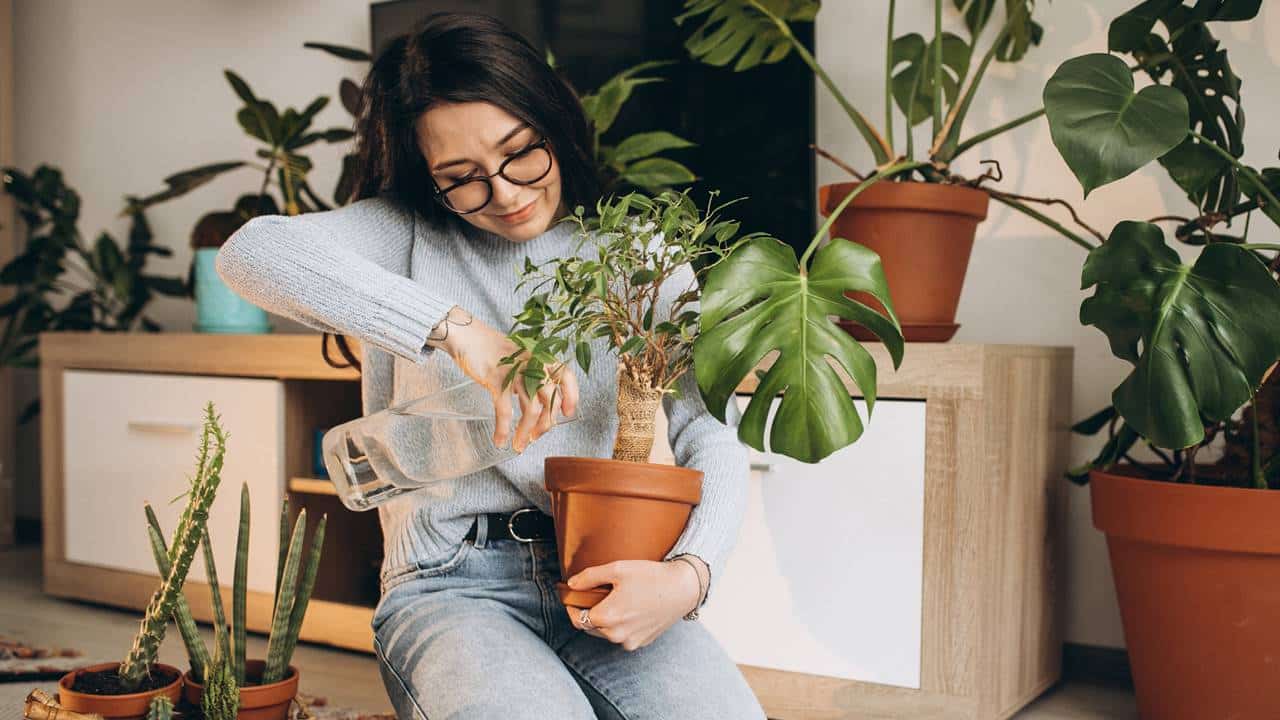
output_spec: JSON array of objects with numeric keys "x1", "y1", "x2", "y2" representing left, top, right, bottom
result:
[{"x1": 322, "y1": 378, "x2": 575, "y2": 511}]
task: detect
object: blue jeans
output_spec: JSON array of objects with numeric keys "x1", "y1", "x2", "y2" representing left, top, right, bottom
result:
[{"x1": 371, "y1": 516, "x2": 767, "y2": 719}]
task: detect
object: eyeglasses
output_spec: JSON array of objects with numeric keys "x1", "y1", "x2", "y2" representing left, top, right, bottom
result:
[{"x1": 431, "y1": 138, "x2": 553, "y2": 215}]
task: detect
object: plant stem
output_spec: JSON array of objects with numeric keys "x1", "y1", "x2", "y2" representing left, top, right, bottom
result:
[
  {"x1": 1252, "y1": 404, "x2": 1266, "y2": 489},
  {"x1": 886, "y1": 0, "x2": 896, "y2": 154},
  {"x1": 751, "y1": 0, "x2": 892, "y2": 164},
  {"x1": 932, "y1": 0, "x2": 944, "y2": 141},
  {"x1": 989, "y1": 193, "x2": 1098, "y2": 251},
  {"x1": 1192, "y1": 131, "x2": 1280, "y2": 215},
  {"x1": 931, "y1": 11, "x2": 1019, "y2": 161},
  {"x1": 801, "y1": 160, "x2": 925, "y2": 269},
  {"x1": 1240, "y1": 244, "x2": 1280, "y2": 252},
  {"x1": 951, "y1": 108, "x2": 1045, "y2": 158}
]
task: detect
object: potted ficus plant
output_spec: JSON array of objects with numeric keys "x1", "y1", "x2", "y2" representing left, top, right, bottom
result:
[
  {"x1": 1037, "y1": 3, "x2": 1280, "y2": 718},
  {"x1": 677, "y1": 0, "x2": 1089, "y2": 342},
  {"x1": 156, "y1": 488, "x2": 325, "y2": 720},
  {"x1": 505, "y1": 184, "x2": 905, "y2": 606},
  {"x1": 56, "y1": 403, "x2": 227, "y2": 719}
]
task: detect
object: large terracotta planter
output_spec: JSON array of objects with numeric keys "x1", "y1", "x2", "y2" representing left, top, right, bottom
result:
[
  {"x1": 183, "y1": 660, "x2": 299, "y2": 720},
  {"x1": 545, "y1": 456, "x2": 702, "y2": 608},
  {"x1": 57, "y1": 662, "x2": 183, "y2": 719},
  {"x1": 1091, "y1": 468, "x2": 1280, "y2": 719},
  {"x1": 819, "y1": 181, "x2": 989, "y2": 342}
]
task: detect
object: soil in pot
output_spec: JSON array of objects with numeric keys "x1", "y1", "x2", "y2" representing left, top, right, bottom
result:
[
  {"x1": 545, "y1": 456, "x2": 702, "y2": 608},
  {"x1": 58, "y1": 662, "x2": 184, "y2": 719},
  {"x1": 183, "y1": 659, "x2": 299, "y2": 720},
  {"x1": 1091, "y1": 466, "x2": 1280, "y2": 719},
  {"x1": 819, "y1": 181, "x2": 989, "y2": 343}
]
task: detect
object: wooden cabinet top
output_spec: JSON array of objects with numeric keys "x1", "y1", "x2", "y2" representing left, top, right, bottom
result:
[{"x1": 38, "y1": 331, "x2": 1070, "y2": 401}]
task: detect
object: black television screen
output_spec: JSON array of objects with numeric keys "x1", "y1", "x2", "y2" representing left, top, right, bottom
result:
[{"x1": 371, "y1": 0, "x2": 816, "y2": 254}]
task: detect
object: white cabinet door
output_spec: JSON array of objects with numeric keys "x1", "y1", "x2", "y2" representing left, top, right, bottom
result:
[
  {"x1": 702, "y1": 397, "x2": 927, "y2": 689},
  {"x1": 63, "y1": 370, "x2": 284, "y2": 593}
]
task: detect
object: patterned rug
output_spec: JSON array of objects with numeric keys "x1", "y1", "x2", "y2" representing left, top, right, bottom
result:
[
  {"x1": 295, "y1": 694, "x2": 395, "y2": 720},
  {"x1": 0, "y1": 637, "x2": 88, "y2": 683}
]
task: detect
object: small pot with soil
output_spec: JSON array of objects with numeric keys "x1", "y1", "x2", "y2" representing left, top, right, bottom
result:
[
  {"x1": 57, "y1": 663, "x2": 184, "y2": 719},
  {"x1": 183, "y1": 660, "x2": 300, "y2": 720}
]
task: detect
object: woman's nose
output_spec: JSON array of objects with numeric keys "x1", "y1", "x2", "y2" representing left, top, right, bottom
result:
[{"x1": 490, "y1": 175, "x2": 523, "y2": 209}]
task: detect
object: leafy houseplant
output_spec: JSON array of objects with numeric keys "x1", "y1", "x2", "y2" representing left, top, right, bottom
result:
[
  {"x1": 56, "y1": 403, "x2": 228, "y2": 719},
  {"x1": 1036, "y1": 3, "x2": 1280, "y2": 717},
  {"x1": 0, "y1": 166, "x2": 185, "y2": 421},
  {"x1": 677, "y1": 0, "x2": 1074, "y2": 341},
  {"x1": 133, "y1": 70, "x2": 354, "y2": 334},
  {"x1": 506, "y1": 189, "x2": 903, "y2": 605},
  {"x1": 151, "y1": 485, "x2": 325, "y2": 720}
]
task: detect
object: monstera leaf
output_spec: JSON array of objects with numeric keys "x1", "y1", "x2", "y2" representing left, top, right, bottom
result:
[
  {"x1": 891, "y1": 32, "x2": 970, "y2": 126},
  {"x1": 1080, "y1": 221, "x2": 1280, "y2": 449},
  {"x1": 677, "y1": 0, "x2": 820, "y2": 71},
  {"x1": 693, "y1": 235, "x2": 904, "y2": 463},
  {"x1": 1044, "y1": 54, "x2": 1189, "y2": 196}
]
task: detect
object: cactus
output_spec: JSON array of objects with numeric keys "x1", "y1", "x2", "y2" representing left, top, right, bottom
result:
[
  {"x1": 118, "y1": 402, "x2": 227, "y2": 691},
  {"x1": 232, "y1": 482, "x2": 250, "y2": 685},
  {"x1": 144, "y1": 506, "x2": 209, "y2": 683},
  {"x1": 201, "y1": 643, "x2": 239, "y2": 720},
  {"x1": 274, "y1": 497, "x2": 289, "y2": 609},
  {"x1": 278, "y1": 513, "x2": 325, "y2": 677},
  {"x1": 146, "y1": 695, "x2": 173, "y2": 720},
  {"x1": 262, "y1": 509, "x2": 307, "y2": 683}
]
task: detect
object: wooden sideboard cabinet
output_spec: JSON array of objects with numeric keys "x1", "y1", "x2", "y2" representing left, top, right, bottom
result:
[{"x1": 40, "y1": 332, "x2": 1071, "y2": 720}]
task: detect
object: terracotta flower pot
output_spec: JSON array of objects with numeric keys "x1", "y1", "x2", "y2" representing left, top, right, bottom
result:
[
  {"x1": 545, "y1": 456, "x2": 702, "y2": 608},
  {"x1": 57, "y1": 662, "x2": 183, "y2": 719},
  {"x1": 183, "y1": 659, "x2": 299, "y2": 720},
  {"x1": 1091, "y1": 468, "x2": 1280, "y2": 719},
  {"x1": 819, "y1": 181, "x2": 989, "y2": 343}
]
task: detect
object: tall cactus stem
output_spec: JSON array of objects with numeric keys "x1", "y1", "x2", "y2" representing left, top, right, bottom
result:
[
  {"x1": 144, "y1": 507, "x2": 209, "y2": 683},
  {"x1": 146, "y1": 695, "x2": 173, "y2": 720}
]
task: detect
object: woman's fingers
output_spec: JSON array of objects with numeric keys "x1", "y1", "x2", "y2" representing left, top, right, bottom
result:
[
  {"x1": 535, "y1": 383, "x2": 557, "y2": 437},
  {"x1": 512, "y1": 383, "x2": 542, "y2": 452},
  {"x1": 490, "y1": 383, "x2": 514, "y2": 448},
  {"x1": 559, "y1": 365, "x2": 579, "y2": 418}
]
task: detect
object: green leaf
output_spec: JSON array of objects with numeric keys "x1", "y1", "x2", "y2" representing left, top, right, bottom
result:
[
  {"x1": 237, "y1": 102, "x2": 278, "y2": 145},
  {"x1": 224, "y1": 70, "x2": 257, "y2": 104},
  {"x1": 1159, "y1": 137, "x2": 1229, "y2": 203},
  {"x1": 677, "y1": 0, "x2": 820, "y2": 72},
  {"x1": 1110, "y1": 0, "x2": 1260, "y2": 51},
  {"x1": 612, "y1": 132, "x2": 695, "y2": 165},
  {"x1": 952, "y1": 0, "x2": 997, "y2": 37},
  {"x1": 620, "y1": 158, "x2": 697, "y2": 192},
  {"x1": 620, "y1": 336, "x2": 645, "y2": 355},
  {"x1": 133, "y1": 161, "x2": 246, "y2": 209},
  {"x1": 891, "y1": 32, "x2": 970, "y2": 127},
  {"x1": 1080, "y1": 221, "x2": 1280, "y2": 448},
  {"x1": 1239, "y1": 167, "x2": 1280, "y2": 228},
  {"x1": 693, "y1": 236, "x2": 904, "y2": 462},
  {"x1": 1044, "y1": 53, "x2": 1189, "y2": 196},
  {"x1": 579, "y1": 61, "x2": 672, "y2": 137},
  {"x1": 93, "y1": 233, "x2": 123, "y2": 279},
  {"x1": 575, "y1": 341, "x2": 592, "y2": 374},
  {"x1": 1066, "y1": 422, "x2": 1139, "y2": 484},
  {"x1": 1071, "y1": 405, "x2": 1117, "y2": 436},
  {"x1": 339, "y1": 78, "x2": 362, "y2": 117},
  {"x1": 994, "y1": 1, "x2": 1043, "y2": 62},
  {"x1": 302, "y1": 42, "x2": 372, "y2": 62},
  {"x1": 630, "y1": 268, "x2": 657, "y2": 285}
]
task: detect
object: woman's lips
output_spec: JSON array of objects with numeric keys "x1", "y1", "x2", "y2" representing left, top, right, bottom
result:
[{"x1": 496, "y1": 199, "x2": 537, "y2": 224}]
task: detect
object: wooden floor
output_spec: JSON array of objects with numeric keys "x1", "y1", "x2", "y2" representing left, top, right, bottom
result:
[{"x1": 1, "y1": 547, "x2": 1136, "y2": 718}]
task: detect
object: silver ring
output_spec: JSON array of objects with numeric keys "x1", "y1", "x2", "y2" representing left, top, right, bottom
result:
[{"x1": 578, "y1": 607, "x2": 594, "y2": 630}]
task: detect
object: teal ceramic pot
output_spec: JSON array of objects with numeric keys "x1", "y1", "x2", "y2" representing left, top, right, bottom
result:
[{"x1": 193, "y1": 247, "x2": 271, "y2": 333}]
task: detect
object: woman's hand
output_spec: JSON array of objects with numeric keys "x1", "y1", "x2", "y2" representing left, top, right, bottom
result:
[
  {"x1": 432, "y1": 307, "x2": 578, "y2": 451},
  {"x1": 563, "y1": 559, "x2": 702, "y2": 652}
]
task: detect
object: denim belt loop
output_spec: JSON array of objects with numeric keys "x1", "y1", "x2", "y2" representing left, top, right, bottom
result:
[{"x1": 472, "y1": 514, "x2": 489, "y2": 549}]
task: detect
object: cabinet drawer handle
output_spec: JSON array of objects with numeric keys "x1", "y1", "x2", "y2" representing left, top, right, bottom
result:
[
  {"x1": 128, "y1": 421, "x2": 198, "y2": 434},
  {"x1": 750, "y1": 461, "x2": 773, "y2": 473}
]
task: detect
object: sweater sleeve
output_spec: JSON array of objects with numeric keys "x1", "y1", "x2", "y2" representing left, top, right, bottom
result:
[
  {"x1": 658, "y1": 264, "x2": 750, "y2": 607},
  {"x1": 214, "y1": 197, "x2": 459, "y2": 365}
]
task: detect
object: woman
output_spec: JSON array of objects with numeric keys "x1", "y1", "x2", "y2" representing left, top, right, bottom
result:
[{"x1": 216, "y1": 12, "x2": 763, "y2": 720}]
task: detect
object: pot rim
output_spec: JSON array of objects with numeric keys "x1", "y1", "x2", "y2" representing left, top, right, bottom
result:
[
  {"x1": 545, "y1": 456, "x2": 702, "y2": 504},
  {"x1": 1091, "y1": 467, "x2": 1280, "y2": 553},
  {"x1": 58, "y1": 662, "x2": 184, "y2": 701},
  {"x1": 183, "y1": 660, "x2": 299, "y2": 708},
  {"x1": 819, "y1": 180, "x2": 990, "y2": 220}
]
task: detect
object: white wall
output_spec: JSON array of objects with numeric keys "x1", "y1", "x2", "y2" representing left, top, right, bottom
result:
[{"x1": 13, "y1": 0, "x2": 1280, "y2": 649}]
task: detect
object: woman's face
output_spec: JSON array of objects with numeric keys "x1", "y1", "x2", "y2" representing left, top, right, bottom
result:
[{"x1": 416, "y1": 102, "x2": 564, "y2": 242}]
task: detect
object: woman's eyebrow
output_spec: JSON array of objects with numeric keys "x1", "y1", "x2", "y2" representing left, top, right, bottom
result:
[{"x1": 431, "y1": 124, "x2": 532, "y2": 173}]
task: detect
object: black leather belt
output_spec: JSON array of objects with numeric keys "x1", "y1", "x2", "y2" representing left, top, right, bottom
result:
[{"x1": 463, "y1": 508, "x2": 556, "y2": 543}]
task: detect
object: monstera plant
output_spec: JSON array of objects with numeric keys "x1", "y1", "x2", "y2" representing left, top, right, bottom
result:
[
  {"x1": 677, "y1": 0, "x2": 1078, "y2": 342},
  {"x1": 1039, "y1": 3, "x2": 1280, "y2": 718}
]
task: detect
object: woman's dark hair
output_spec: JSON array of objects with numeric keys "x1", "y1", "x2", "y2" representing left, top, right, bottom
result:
[
  {"x1": 352, "y1": 11, "x2": 599, "y2": 224},
  {"x1": 323, "y1": 12, "x2": 601, "y2": 372}
]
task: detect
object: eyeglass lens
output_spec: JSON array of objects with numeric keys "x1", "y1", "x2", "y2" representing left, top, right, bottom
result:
[{"x1": 440, "y1": 144, "x2": 553, "y2": 214}]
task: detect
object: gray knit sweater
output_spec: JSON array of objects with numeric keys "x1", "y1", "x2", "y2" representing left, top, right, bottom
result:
[{"x1": 215, "y1": 196, "x2": 748, "y2": 602}]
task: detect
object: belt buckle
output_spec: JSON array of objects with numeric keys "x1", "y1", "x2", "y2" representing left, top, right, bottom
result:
[{"x1": 507, "y1": 508, "x2": 540, "y2": 543}]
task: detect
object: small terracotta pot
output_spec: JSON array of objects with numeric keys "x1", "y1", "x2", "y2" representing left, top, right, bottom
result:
[
  {"x1": 1091, "y1": 467, "x2": 1280, "y2": 719},
  {"x1": 819, "y1": 181, "x2": 989, "y2": 343},
  {"x1": 545, "y1": 456, "x2": 702, "y2": 608},
  {"x1": 183, "y1": 659, "x2": 299, "y2": 720},
  {"x1": 57, "y1": 662, "x2": 183, "y2": 719}
]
